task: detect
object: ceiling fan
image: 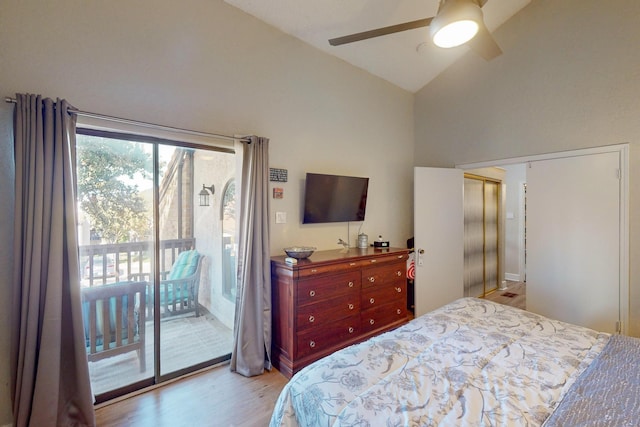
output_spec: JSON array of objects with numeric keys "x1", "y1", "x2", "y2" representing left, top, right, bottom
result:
[{"x1": 328, "y1": 0, "x2": 501, "y2": 61}]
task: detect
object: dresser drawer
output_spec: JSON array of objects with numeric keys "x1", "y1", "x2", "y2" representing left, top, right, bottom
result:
[
  {"x1": 362, "y1": 252, "x2": 409, "y2": 267},
  {"x1": 362, "y1": 262, "x2": 405, "y2": 289},
  {"x1": 296, "y1": 316, "x2": 361, "y2": 358},
  {"x1": 298, "y1": 260, "x2": 361, "y2": 278},
  {"x1": 297, "y1": 271, "x2": 360, "y2": 306},
  {"x1": 297, "y1": 293, "x2": 360, "y2": 331},
  {"x1": 361, "y1": 301, "x2": 406, "y2": 333},
  {"x1": 361, "y1": 281, "x2": 406, "y2": 309}
]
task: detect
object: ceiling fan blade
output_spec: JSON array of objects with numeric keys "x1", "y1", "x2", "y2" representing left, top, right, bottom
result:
[
  {"x1": 329, "y1": 17, "x2": 433, "y2": 46},
  {"x1": 467, "y1": 22, "x2": 502, "y2": 60}
]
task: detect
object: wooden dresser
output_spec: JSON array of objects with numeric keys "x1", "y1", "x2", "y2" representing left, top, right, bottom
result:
[{"x1": 271, "y1": 247, "x2": 409, "y2": 378}]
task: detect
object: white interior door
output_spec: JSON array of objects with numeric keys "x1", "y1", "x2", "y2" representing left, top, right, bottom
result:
[
  {"x1": 413, "y1": 167, "x2": 464, "y2": 317},
  {"x1": 526, "y1": 151, "x2": 621, "y2": 333}
]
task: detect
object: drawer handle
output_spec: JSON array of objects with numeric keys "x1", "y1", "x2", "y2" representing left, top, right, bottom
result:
[
  {"x1": 368, "y1": 277, "x2": 375, "y2": 283},
  {"x1": 369, "y1": 319, "x2": 375, "y2": 325},
  {"x1": 397, "y1": 255, "x2": 404, "y2": 259},
  {"x1": 348, "y1": 327, "x2": 354, "y2": 333},
  {"x1": 395, "y1": 287, "x2": 402, "y2": 293},
  {"x1": 348, "y1": 303, "x2": 354, "y2": 310},
  {"x1": 369, "y1": 298, "x2": 375, "y2": 304},
  {"x1": 349, "y1": 262, "x2": 356, "y2": 266},
  {"x1": 348, "y1": 281, "x2": 354, "y2": 288},
  {"x1": 396, "y1": 271, "x2": 402, "y2": 277},
  {"x1": 311, "y1": 268, "x2": 318, "y2": 273},
  {"x1": 397, "y1": 309, "x2": 402, "y2": 315},
  {"x1": 309, "y1": 290, "x2": 316, "y2": 297},
  {"x1": 309, "y1": 315, "x2": 315, "y2": 323},
  {"x1": 309, "y1": 341, "x2": 316, "y2": 348},
  {"x1": 370, "y1": 259, "x2": 377, "y2": 263}
]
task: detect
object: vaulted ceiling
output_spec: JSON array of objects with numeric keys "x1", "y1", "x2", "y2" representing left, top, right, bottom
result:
[{"x1": 224, "y1": 0, "x2": 531, "y2": 92}]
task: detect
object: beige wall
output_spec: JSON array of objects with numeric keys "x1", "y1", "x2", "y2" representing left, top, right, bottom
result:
[
  {"x1": 414, "y1": 0, "x2": 640, "y2": 167},
  {"x1": 0, "y1": 0, "x2": 414, "y2": 423},
  {"x1": 0, "y1": 0, "x2": 415, "y2": 252}
]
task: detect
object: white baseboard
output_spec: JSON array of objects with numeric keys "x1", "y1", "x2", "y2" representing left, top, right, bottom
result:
[{"x1": 505, "y1": 273, "x2": 521, "y2": 282}]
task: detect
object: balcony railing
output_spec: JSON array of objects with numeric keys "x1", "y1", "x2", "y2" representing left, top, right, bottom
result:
[{"x1": 79, "y1": 238, "x2": 196, "y2": 286}]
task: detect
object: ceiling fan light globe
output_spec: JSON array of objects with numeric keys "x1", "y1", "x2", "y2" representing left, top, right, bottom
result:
[
  {"x1": 429, "y1": 0, "x2": 484, "y2": 48},
  {"x1": 433, "y1": 20, "x2": 479, "y2": 48}
]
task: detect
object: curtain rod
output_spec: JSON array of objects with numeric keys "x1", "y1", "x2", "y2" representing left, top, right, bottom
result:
[{"x1": 4, "y1": 96, "x2": 252, "y2": 143}]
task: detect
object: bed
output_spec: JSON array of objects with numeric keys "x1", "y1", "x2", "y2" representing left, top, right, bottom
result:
[{"x1": 270, "y1": 297, "x2": 640, "y2": 426}]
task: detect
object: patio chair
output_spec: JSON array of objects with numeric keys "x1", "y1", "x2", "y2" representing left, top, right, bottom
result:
[
  {"x1": 131, "y1": 250, "x2": 204, "y2": 319},
  {"x1": 81, "y1": 281, "x2": 146, "y2": 372}
]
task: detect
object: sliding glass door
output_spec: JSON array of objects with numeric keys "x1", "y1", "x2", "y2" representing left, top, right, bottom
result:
[
  {"x1": 76, "y1": 130, "x2": 236, "y2": 401},
  {"x1": 156, "y1": 144, "x2": 236, "y2": 377}
]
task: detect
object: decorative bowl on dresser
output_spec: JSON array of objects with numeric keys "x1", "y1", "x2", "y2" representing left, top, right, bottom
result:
[
  {"x1": 283, "y1": 246, "x2": 316, "y2": 259},
  {"x1": 271, "y1": 247, "x2": 409, "y2": 378}
]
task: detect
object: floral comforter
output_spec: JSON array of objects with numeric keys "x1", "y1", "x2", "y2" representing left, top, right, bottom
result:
[{"x1": 270, "y1": 297, "x2": 610, "y2": 427}]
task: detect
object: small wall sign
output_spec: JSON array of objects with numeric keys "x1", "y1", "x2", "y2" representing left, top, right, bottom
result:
[
  {"x1": 270, "y1": 168, "x2": 288, "y2": 182},
  {"x1": 273, "y1": 188, "x2": 284, "y2": 199}
]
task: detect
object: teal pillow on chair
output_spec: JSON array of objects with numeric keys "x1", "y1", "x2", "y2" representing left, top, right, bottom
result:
[
  {"x1": 168, "y1": 250, "x2": 200, "y2": 280},
  {"x1": 146, "y1": 249, "x2": 202, "y2": 318}
]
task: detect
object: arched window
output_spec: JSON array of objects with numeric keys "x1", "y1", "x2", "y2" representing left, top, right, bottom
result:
[{"x1": 220, "y1": 179, "x2": 236, "y2": 301}]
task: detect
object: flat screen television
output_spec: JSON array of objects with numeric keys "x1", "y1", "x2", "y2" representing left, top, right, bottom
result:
[{"x1": 303, "y1": 173, "x2": 369, "y2": 224}]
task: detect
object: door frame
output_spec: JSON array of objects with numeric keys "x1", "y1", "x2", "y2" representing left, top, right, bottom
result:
[
  {"x1": 457, "y1": 144, "x2": 630, "y2": 335},
  {"x1": 518, "y1": 181, "x2": 526, "y2": 283},
  {"x1": 76, "y1": 124, "x2": 237, "y2": 401}
]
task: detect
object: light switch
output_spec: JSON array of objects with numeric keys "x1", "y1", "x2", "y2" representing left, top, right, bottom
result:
[{"x1": 275, "y1": 212, "x2": 287, "y2": 224}]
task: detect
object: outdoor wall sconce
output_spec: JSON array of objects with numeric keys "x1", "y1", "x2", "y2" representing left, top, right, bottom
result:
[{"x1": 199, "y1": 184, "x2": 215, "y2": 206}]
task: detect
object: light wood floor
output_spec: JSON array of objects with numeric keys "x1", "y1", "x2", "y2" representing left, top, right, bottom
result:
[
  {"x1": 482, "y1": 280, "x2": 526, "y2": 310},
  {"x1": 94, "y1": 364, "x2": 289, "y2": 427},
  {"x1": 94, "y1": 281, "x2": 527, "y2": 426}
]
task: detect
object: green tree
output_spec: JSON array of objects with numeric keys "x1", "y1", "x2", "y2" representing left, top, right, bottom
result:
[{"x1": 77, "y1": 135, "x2": 152, "y2": 243}]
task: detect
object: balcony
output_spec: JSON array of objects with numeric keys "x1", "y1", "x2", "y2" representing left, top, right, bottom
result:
[{"x1": 80, "y1": 239, "x2": 234, "y2": 396}]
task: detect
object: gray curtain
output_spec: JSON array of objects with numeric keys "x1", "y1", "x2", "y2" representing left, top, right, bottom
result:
[
  {"x1": 230, "y1": 136, "x2": 272, "y2": 377},
  {"x1": 11, "y1": 94, "x2": 95, "y2": 426}
]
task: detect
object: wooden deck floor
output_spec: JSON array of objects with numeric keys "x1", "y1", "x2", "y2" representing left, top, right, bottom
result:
[{"x1": 89, "y1": 311, "x2": 233, "y2": 396}]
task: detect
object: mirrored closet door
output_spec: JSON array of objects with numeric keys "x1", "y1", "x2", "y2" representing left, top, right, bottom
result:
[{"x1": 464, "y1": 174, "x2": 501, "y2": 298}]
